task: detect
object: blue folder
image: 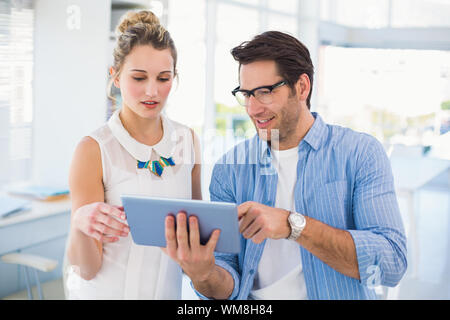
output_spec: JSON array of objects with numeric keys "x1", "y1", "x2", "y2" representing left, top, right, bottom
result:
[{"x1": 0, "y1": 196, "x2": 31, "y2": 218}]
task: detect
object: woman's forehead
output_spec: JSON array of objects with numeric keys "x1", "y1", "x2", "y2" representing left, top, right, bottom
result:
[{"x1": 124, "y1": 45, "x2": 174, "y2": 73}]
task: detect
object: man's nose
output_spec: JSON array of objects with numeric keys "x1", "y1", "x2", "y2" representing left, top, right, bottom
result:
[{"x1": 246, "y1": 95, "x2": 265, "y2": 117}]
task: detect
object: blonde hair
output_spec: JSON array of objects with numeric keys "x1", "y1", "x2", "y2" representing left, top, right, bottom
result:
[{"x1": 107, "y1": 10, "x2": 177, "y2": 100}]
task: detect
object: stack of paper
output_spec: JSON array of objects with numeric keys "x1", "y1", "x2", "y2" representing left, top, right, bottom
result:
[{"x1": 0, "y1": 195, "x2": 31, "y2": 218}]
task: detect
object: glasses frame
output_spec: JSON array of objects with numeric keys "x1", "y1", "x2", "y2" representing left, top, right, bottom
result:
[{"x1": 231, "y1": 80, "x2": 287, "y2": 106}]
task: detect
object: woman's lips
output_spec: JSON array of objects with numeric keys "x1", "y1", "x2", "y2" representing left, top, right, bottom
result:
[{"x1": 141, "y1": 101, "x2": 159, "y2": 109}]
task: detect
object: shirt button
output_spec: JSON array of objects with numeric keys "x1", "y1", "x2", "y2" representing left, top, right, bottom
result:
[{"x1": 249, "y1": 269, "x2": 255, "y2": 275}]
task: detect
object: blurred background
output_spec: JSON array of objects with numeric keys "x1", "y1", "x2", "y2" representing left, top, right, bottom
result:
[{"x1": 0, "y1": 0, "x2": 449, "y2": 300}]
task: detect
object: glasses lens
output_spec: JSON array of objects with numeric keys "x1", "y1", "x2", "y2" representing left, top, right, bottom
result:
[
  {"x1": 234, "y1": 91, "x2": 247, "y2": 106},
  {"x1": 254, "y1": 88, "x2": 272, "y2": 104}
]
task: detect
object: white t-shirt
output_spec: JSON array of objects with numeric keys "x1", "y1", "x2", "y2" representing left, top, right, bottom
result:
[{"x1": 249, "y1": 146, "x2": 308, "y2": 300}]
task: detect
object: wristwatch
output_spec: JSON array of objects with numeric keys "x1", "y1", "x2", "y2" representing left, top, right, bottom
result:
[{"x1": 287, "y1": 211, "x2": 306, "y2": 241}]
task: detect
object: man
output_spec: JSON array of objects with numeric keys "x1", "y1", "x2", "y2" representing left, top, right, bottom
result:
[{"x1": 164, "y1": 31, "x2": 407, "y2": 299}]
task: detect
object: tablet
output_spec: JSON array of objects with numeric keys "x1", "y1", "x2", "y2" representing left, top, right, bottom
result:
[{"x1": 121, "y1": 195, "x2": 241, "y2": 254}]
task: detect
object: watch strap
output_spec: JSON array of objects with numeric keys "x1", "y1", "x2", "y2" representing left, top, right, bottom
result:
[{"x1": 287, "y1": 211, "x2": 305, "y2": 241}]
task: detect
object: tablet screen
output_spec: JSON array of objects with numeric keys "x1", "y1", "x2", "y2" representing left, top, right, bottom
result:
[{"x1": 121, "y1": 195, "x2": 241, "y2": 254}]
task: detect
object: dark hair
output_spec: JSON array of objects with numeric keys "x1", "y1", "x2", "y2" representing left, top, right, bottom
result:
[{"x1": 231, "y1": 31, "x2": 314, "y2": 109}]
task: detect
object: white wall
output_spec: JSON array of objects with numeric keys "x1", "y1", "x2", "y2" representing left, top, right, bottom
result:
[{"x1": 32, "y1": 0, "x2": 111, "y2": 186}]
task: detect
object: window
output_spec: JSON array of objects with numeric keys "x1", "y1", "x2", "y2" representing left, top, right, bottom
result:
[
  {"x1": 166, "y1": 0, "x2": 206, "y2": 132},
  {"x1": 214, "y1": 1, "x2": 259, "y2": 143},
  {"x1": 163, "y1": 0, "x2": 305, "y2": 151},
  {"x1": 317, "y1": 46, "x2": 450, "y2": 157},
  {"x1": 391, "y1": 0, "x2": 450, "y2": 28},
  {"x1": 0, "y1": 0, "x2": 34, "y2": 187},
  {"x1": 212, "y1": 0, "x2": 302, "y2": 148},
  {"x1": 320, "y1": 0, "x2": 450, "y2": 29},
  {"x1": 268, "y1": 0, "x2": 298, "y2": 13},
  {"x1": 320, "y1": 0, "x2": 390, "y2": 29}
]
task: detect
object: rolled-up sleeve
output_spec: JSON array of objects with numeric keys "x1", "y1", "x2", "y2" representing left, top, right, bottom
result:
[
  {"x1": 349, "y1": 137, "x2": 407, "y2": 287},
  {"x1": 193, "y1": 161, "x2": 241, "y2": 300}
]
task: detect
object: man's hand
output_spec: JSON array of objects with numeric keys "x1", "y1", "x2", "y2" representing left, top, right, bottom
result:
[
  {"x1": 238, "y1": 201, "x2": 291, "y2": 244},
  {"x1": 163, "y1": 212, "x2": 221, "y2": 283}
]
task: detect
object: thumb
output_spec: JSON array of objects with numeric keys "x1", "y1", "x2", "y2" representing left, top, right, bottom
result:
[{"x1": 237, "y1": 201, "x2": 253, "y2": 220}]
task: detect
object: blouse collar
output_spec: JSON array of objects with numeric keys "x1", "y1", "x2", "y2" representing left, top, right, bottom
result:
[{"x1": 108, "y1": 109, "x2": 174, "y2": 162}]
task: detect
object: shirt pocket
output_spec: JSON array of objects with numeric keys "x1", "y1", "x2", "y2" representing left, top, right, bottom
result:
[{"x1": 307, "y1": 180, "x2": 351, "y2": 228}]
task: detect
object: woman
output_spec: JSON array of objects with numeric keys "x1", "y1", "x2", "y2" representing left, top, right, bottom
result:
[{"x1": 65, "y1": 10, "x2": 201, "y2": 299}]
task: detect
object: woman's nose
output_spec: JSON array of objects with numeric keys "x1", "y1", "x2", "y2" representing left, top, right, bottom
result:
[{"x1": 145, "y1": 80, "x2": 158, "y2": 97}]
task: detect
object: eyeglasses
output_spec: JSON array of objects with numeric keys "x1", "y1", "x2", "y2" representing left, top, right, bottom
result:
[{"x1": 231, "y1": 80, "x2": 286, "y2": 107}]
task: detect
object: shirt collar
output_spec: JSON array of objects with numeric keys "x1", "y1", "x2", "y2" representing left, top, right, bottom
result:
[
  {"x1": 302, "y1": 112, "x2": 328, "y2": 151},
  {"x1": 107, "y1": 109, "x2": 174, "y2": 162}
]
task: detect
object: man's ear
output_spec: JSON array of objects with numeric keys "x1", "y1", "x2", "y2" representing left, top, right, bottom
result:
[{"x1": 295, "y1": 74, "x2": 310, "y2": 101}]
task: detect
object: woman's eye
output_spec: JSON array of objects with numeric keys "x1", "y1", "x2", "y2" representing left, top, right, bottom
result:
[
  {"x1": 158, "y1": 78, "x2": 170, "y2": 82},
  {"x1": 133, "y1": 77, "x2": 145, "y2": 81}
]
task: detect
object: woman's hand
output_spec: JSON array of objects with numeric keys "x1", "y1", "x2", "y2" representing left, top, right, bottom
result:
[{"x1": 72, "y1": 202, "x2": 129, "y2": 243}]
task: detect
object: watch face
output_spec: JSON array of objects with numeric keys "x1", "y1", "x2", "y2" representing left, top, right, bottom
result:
[{"x1": 291, "y1": 213, "x2": 305, "y2": 226}]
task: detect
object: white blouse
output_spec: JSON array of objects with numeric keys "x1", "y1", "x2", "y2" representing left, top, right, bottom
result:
[{"x1": 66, "y1": 110, "x2": 195, "y2": 299}]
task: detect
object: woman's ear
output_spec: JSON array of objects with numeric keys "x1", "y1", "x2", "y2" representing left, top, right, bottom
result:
[{"x1": 110, "y1": 67, "x2": 120, "y2": 88}]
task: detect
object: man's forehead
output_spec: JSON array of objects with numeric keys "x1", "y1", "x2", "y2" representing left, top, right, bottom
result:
[{"x1": 239, "y1": 60, "x2": 280, "y2": 88}]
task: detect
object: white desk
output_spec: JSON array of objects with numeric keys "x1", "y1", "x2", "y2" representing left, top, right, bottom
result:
[
  {"x1": 390, "y1": 156, "x2": 450, "y2": 191},
  {"x1": 0, "y1": 196, "x2": 71, "y2": 298},
  {"x1": 0, "y1": 198, "x2": 71, "y2": 228},
  {"x1": 390, "y1": 156, "x2": 450, "y2": 279}
]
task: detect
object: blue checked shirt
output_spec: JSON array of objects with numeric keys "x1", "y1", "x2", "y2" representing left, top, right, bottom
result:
[{"x1": 196, "y1": 112, "x2": 407, "y2": 300}]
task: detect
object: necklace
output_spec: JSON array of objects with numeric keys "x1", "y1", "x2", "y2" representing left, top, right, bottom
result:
[{"x1": 137, "y1": 156, "x2": 175, "y2": 177}]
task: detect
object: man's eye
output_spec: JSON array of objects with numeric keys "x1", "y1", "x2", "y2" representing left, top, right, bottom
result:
[
  {"x1": 241, "y1": 92, "x2": 250, "y2": 98},
  {"x1": 257, "y1": 89, "x2": 271, "y2": 96}
]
